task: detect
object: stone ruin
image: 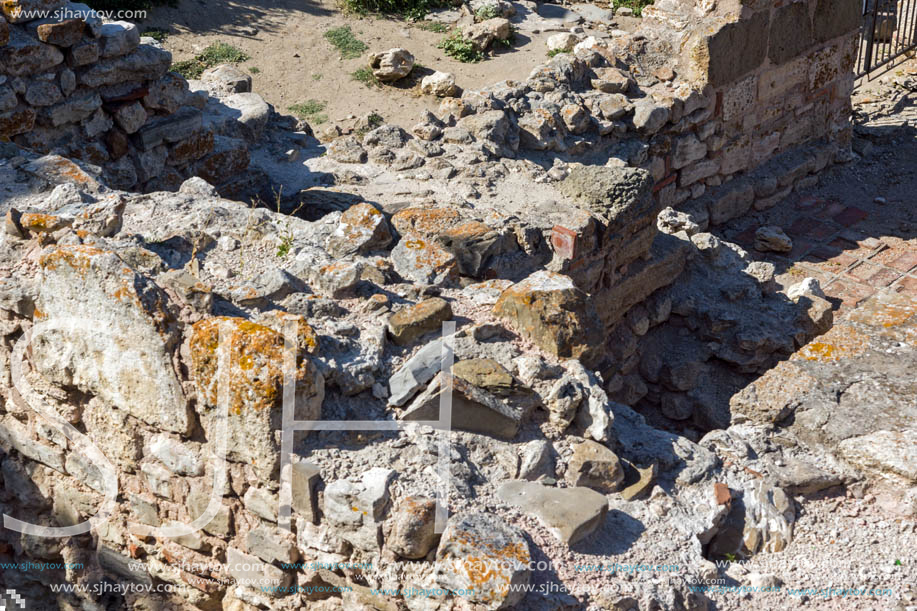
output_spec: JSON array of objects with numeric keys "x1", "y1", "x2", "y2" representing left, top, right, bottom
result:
[{"x1": 3, "y1": 0, "x2": 912, "y2": 610}]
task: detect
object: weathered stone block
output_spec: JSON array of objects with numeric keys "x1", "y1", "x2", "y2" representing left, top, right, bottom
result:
[
  {"x1": 0, "y1": 27, "x2": 63, "y2": 76},
  {"x1": 813, "y1": 0, "x2": 860, "y2": 43},
  {"x1": 78, "y1": 44, "x2": 171, "y2": 88},
  {"x1": 35, "y1": 245, "x2": 192, "y2": 434},
  {"x1": 189, "y1": 316, "x2": 323, "y2": 479},
  {"x1": 769, "y1": 2, "x2": 813, "y2": 65},
  {"x1": 695, "y1": 10, "x2": 769, "y2": 86},
  {"x1": 494, "y1": 270, "x2": 605, "y2": 367},
  {"x1": 135, "y1": 105, "x2": 201, "y2": 149}
]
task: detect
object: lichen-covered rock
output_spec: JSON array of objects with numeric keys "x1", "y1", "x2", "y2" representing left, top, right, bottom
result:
[
  {"x1": 493, "y1": 270, "x2": 604, "y2": 367},
  {"x1": 188, "y1": 316, "x2": 324, "y2": 478},
  {"x1": 326, "y1": 135, "x2": 367, "y2": 164},
  {"x1": 34, "y1": 245, "x2": 191, "y2": 434},
  {"x1": 387, "y1": 495, "x2": 437, "y2": 559},
  {"x1": 387, "y1": 297, "x2": 452, "y2": 346},
  {"x1": 435, "y1": 512, "x2": 531, "y2": 609},
  {"x1": 391, "y1": 236, "x2": 458, "y2": 286},
  {"x1": 325, "y1": 202, "x2": 392, "y2": 257}
]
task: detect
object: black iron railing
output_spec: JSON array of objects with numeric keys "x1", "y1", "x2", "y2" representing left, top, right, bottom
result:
[{"x1": 857, "y1": 0, "x2": 917, "y2": 77}]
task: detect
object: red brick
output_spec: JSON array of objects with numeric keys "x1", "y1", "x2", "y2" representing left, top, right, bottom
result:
[
  {"x1": 865, "y1": 267, "x2": 901, "y2": 288},
  {"x1": 893, "y1": 276, "x2": 917, "y2": 296},
  {"x1": 824, "y1": 279, "x2": 875, "y2": 307},
  {"x1": 832, "y1": 206, "x2": 869, "y2": 227},
  {"x1": 844, "y1": 261, "x2": 883, "y2": 283},
  {"x1": 888, "y1": 251, "x2": 917, "y2": 273},
  {"x1": 551, "y1": 225, "x2": 577, "y2": 259},
  {"x1": 787, "y1": 216, "x2": 821, "y2": 237}
]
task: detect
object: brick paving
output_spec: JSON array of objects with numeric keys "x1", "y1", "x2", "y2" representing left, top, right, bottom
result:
[{"x1": 721, "y1": 197, "x2": 917, "y2": 317}]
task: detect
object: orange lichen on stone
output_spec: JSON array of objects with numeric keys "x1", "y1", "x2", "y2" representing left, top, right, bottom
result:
[
  {"x1": 19, "y1": 213, "x2": 71, "y2": 233},
  {"x1": 391, "y1": 207, "x2": 462, "y2": 237},
  {"x1": 792, "y1": 324, "x2": 869, "y2": 362},
  {"x1": 846, "y1": 293, "x2": 917, "y2": 346},
  {"x1": 443, "y1": 220, "x2": 492, "y2": 240},
  {"x1": 38, "y1": 244, "x2": 107, "y2": 272},
  {"x1": 189, "y1": 317, "x2": 316, "y2": 415}
]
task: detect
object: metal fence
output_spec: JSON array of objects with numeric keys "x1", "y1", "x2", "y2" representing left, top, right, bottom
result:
[{"x1": 857, "y1": 0, "x2": 917, "y2": 77}]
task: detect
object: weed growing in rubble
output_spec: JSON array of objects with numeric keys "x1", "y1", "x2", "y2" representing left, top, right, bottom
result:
[
  {"x1": 324, "y1": 26, "x2": 369, "y2": 59},
  {"x1": 249, "y1": 67, "x2": 261, "y2": 74},
  {"x1": 417, "y1": 20, "x2": 448, "y2": 33},
  {"x1": 474, "y1": 4, "x2": 501, "y2": 20},
  {"x1": 438, "y1": 31, "x2": 484, "y2": 63},
  {"x1": 341, "y1": 0, "x2": 443, "y2": 20},
  {"x1": 289, "y1": 100, "x2": 329, "y2": 125},
  {"x1": 351, "y1": 67, "x2": 382, "y2": 87},
  {"x1": 142, "y1": 28, "x2": 169, "y2": 42},
  {"x1": 172, "y1": 42, "x2": 250, "y2": 79},
  {"x1": 613, "y1": 0, "x2": 654, "y2": 17},
  {"x1": 547, "y1": 48, "x2": 569, "y2": 58}
]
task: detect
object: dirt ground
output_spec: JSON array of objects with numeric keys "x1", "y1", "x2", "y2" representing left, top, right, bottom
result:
[{"x1": 140, "y1": 0, "x2": 633, "y2": 129}]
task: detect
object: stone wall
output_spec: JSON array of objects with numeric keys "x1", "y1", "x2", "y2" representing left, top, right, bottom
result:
[
  {"x1": 0, "y1": 1, "x2": 249, "y2": 193},
  {"x1": 638, "y1": 0, "x2": 860, "y2": 223}
]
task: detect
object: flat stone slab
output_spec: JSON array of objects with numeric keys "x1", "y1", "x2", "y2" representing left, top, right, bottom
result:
[{"x1": 497, "y1": 480, "x2": 608, "y2": 544}]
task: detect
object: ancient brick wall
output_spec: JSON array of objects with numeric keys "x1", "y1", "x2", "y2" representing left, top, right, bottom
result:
[
  {"x1": 641, "y1": 0, "x2": 861, "y2": 224},
  {"x1": 0, "y1": 1, "x2": 245, "y2": 192}
]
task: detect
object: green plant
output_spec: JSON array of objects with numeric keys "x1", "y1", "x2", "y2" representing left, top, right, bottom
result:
[
  {"x1": 438, "y1": 31, "x2": 484, "y2": 63},
  {"x1": 289, "y1": 100, "x2": 328, "y2": 125},
  {"x1": 367, "y1": 112, "x2": 384, "y2": 128},
  {"x1": 351, "y1": 67, "x2": 381, "y2": 87},
  {"x1": 324, "y1": 25, "x2": 368, "y2": 59},
  {"x1": 142, "y1": 28, "x2": 169, "y2": 42},
  {"x1": 612, "y1": 0, "x2": 654, "y2": 17},
  {"x1": 340, "y1": 0, "x2": 443, "y2": 20},
  {"x1": 276, "y1": 235, "x2": 293, "y2": 257},
  {"x1": 417, "y1": 20, "x2": 448, "y2": 33},
  {"x1": 724, "y1": 552, "x2": 737, "y2": 562},
  {"x1": 249, "y1": 66, "x2": 261, "y2": 74},
  {"x1": 547, "y1": 48, "x2": 568, "y2": 57},
  {"x1": 474, "y1": 4, "x2": 500, "y2": 20},
  {"x1": 171, "y1": 42, "x2": 250, "y2": 79},
  {"x1": 312, "y1": 73, "x2": 323, "y2": 80}
]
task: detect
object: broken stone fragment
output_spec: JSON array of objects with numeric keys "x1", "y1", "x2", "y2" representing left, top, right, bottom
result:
[
  {"x1": 591, "y1": 67, "x2": 633, "y2": 93},
  {"x1": 401, "y1": 372, "x2": 524, "y2": 439},
  {"x1": 388, "y1": 338, "x2": 445, "y2": 407},
  {"x1": 497, "y1": 480, "x2": 608, "y2": 545},
  {"x1": 547, "y1": 32, "x2": 579, "y2": 53},
  {"x1": 201, "y1": 63, "x2": 252, "y2": 94},
  {"x1": 387, "y1": 495, "x2": 438, "y2": 559},
  {"x1": 391, "y1": 236, "x2": 458, "y2": 286},
  {"x1": 708, "y1": 480, "x2": 795, "y2": 557},
  {"x1": 754, "y1": 225, "x2": 793, "y2": 253},
  {"x1": 326, "y1": 135, "x2": 367, "y2": 163},
  {"x1": 323, "y1": 468, "x2": 395, "y2": 551},
  {"x1": 452, "y1": 357, "x2": 520, "y2": 396},
  {"x1": 618, "y1": 459, "x2": 657, "y2": 501},
  {"x1": 567, "y1": 439, "x2": 624, "y2": 493},
  {"x1": 462, "y1": 17, "x2": 511, "y2": 52},
  {"x1": 188, "y1": 316, "x2": 324, "y2": 478},
  {"x1": 387, "y1": 297, "x2": 452, "y2": 346},
  {"x1": 421, "y1": 71, "x2": 458, "y2": 97},
  {"x1": 325, "y1": 202, "x2": 393, "y2": 258},
  {"x1": 368, "y1": 48, "x2": 414, "y2": 82},
  {"x1": 34, "y1": 244, "x2": 191, "y2": 435},
  {"x1": 435, "y1": 512, "x2": 530, "y2": 609},
  {"x1": 493, "y1": 270, "x2": 604, "y2": 367}
]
